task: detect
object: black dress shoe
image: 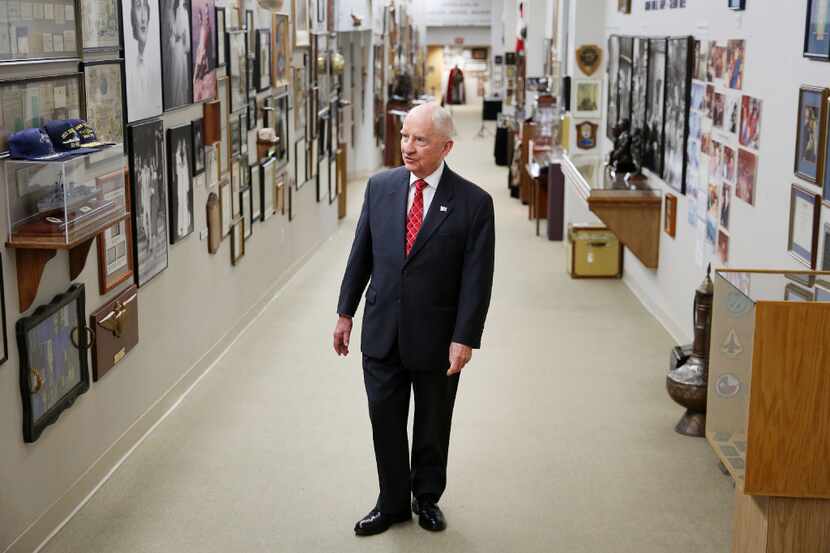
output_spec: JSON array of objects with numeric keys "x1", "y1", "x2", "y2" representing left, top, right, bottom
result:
[
  {"x1": 411, "y1": 497, "x2": 447, "y2": 532},
  {"x1": 354, "y1": 508, "x2": 411, "y2": 536}
]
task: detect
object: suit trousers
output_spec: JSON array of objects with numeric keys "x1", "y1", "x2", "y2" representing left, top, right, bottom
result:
[{"x1": 362, "y1": 342, "x2": 460, "y2": 515}]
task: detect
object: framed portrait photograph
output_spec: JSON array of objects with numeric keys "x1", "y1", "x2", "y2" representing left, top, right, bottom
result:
[
  {"x1": 0, "y1": 0, "x2": 81, "y2": 62},
  {"x1": 794, "y1": 85, "x2": 829, "y2": 183},
  {"x1": 631, "y1": 37, "x2": 650, "y2": 133},
  {"x1": 122, "y1": 0, "x2": 163, "y2": 121},
  {"x1": 805, "y1": 0, "x2": 830, "y2": 60},
  {"x1": 205, "y1": 143, "x2": 218, "y2": 188},
  {"x1": 192, "y1": 118, "x2": 205, "y2": 175},
  {"x1": 618, "y1": 0, "x2": 631, "y2": 13},
  {"x1": 261, "y1": 158, "x2": 276, "y2": 221},
  {"x1": 255, "y1": 29, "x2": 271, "y2": 91},
  {"x1": 128, "y1": 119, "x2": 168, "y2": 286},
  {"x1": 605, "y1": 35, "x2": 619, "y2": 140},
  {"x1": 725, "y1": 39, "x2": 745, "y2": 90},
  {"x1": 97, "y1": 214, "x2": 134, "y2": 294},
  {"x1": 82, "y1": 59, "x2": 126, "y2": 144},
  {"x1": 573, "y1": 80, "x2": 601, "y2": 119},
  {"x1": 227, "y1": 30, "x2": 248, "y2": 111},
  {"x1": 663, "y1": 36, "x2": 694, "y2": 194},
  {"x1": 293, "y1": 0, "x2": 310, "y2": 47},
  {"x1": 739, "y1": 95, "x2": 762, "y2": 150},
  {"x1": 272, "y1": 14, "x2": 291, "y2": 88},
  {"x1": 643, "y1": 37, "x2": 667, "y2": 177},
  {"x1": 230, "y1": 216, "x2": 245, "y2": 265},
  {"x1": 788, "y1": 183, "x2": 821, "y2": 268},
  {"x1": 207, "y1": 192, "x2": 220, "y2": 253},
  {"x1": 575, "y1": 121, "x2": 598, "y2": 150},
  {"x1": 191, "y1": 0, "x2": 217, "y2": 102},
  {"x1": 215, "y1": 6, "x2": 226, "y2": 68},
  {"x1": 159, "y1": 0, "x2": 194, "y2": 111},
  {"x1": 17, "y1": 284, "x2": 90, "y2": 443},
  {"x1": 728, "y1": 0, "x2": 746, "y2": 9},
  {"x1": 219, "y1": 177, "x2": 232, "y2": 236},
  {"x1": 82, "y1": 0, "x2": 121, "y2": 51},
  {"x1": 166, "y1": 124, "x2": 195, "y2": 243}
]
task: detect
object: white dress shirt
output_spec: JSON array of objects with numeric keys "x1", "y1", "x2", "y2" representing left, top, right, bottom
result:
[{"x1": 407, "y1": 161, "x2": 445, "y2": 216}]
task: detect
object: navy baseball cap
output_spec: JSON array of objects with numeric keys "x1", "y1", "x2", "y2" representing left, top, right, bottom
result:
[
  {"x1": 44, "y1": 119, "x2": 114, "y2": 154},
  {"x1": 8, "y1": 128, "x2": 77, "y2": 161}
]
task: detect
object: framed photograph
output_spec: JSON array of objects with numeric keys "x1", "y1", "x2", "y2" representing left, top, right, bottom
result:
[
  {"x1": 645, "y1": 37, "x2": 667, "y2": 177},
  {"x1": 256, "y1": 29, "x2": 272, "y2": 91},
  {"x1": 795, "y1": 86, "x2": 829, "y2": 183},
  {"x1": 230, "y1": 216, "x2": 245, "y2": 265},
  {"x1": 606, "y1": 35, "x2": 619, "y2": 139},
  {"x1": 121, "y1": 0, "x2": 163, "y2": 119},
  {"x1": 0, "y1": 74, "x2": 85, "y2": 154},
  {"x1": 805, "y1": 0, "x2": 830, "y2": 60},
  {"x1": 725, "y1": 39, "x2": 745, "y2": 90},
  {"x1": 788, "y1": 183, "x2": 821, "y2": 268},
  {"x1": 272, "y1": 14, "x2": 291, "y2": 88},
  {"x1": 128, "y1": 119, "x2": 168, "y2": 286},
  {"x1": 229, "y1": 113, "x2": 241, "y2": 157},
  {"x1": 250, "y1": 164, "x2": 261, "y2": 221},
  {"x1": 17, "y1": 284, "x2": 90, "y2": 443},
  {"x1": 245, "y1": 9, "x2": 254, "y2": 50},
  {"x1": 82, "y1": 0, "x2": 120, "y2": 50},
  {"x1": 160, "y1": 0, "x2": 193, "y2": 111},
  {"x1": 191, "y1": 118, "x2": 205, "y2": 175},
  {"x1": 205, "y1": 143, "x2": 218, "y2": 188},
  {"x1": 573, "y1": 80, "x2": 601, "y2": 118},
  {"x1": 288, "y1": 178, "x2": 294, "y2": 220},
  {"x1": 736, "y1": 148, "x2": 757, "y2": 205},
  {"x1": 664, "y1": 36, "x2": 694, "y2": 194},
  {"x1": 664, "y1": 194, "x2": 677, "y2": 238},
  {"x1": 294, "y1": 137, "x2": 306, "y2": 189},
  {"x1": 82, "y1": 59, "x2": 126, "y2": 144},
  {"x1": 166, "y1": 124, "x2": 195, "y2": 243},
  {"x1": 219, "y1": 177, "x2": 232, "y2": 236},
  {"x1": 293, "y1": 63, "x2": 308, "y2": 136},
  {"x1": 631, "y1": 37, "x2": 650, "y2": 133},
  {"x1": 240, "y1": 185, "x2": 253, "y2": 239},
  {"x1": 247, "y1": 97, "x2": 256, "y2": 130},
  {"x1": 215, "y1": 6, "x2": 226, "y2": 68},
  {"x1": 192, "y1": 0, "x2": 217, "y2": 102},
  {"x1": 822, "y1": 100, "x2": 830, "y2": 205},
  {"x1": 617, "y1": 37, "x2": 633, "y2": 127},
  {"x1": 293, "y1": 0, "x2": 310, "y2": 47},
  {"x1": 728, "y1": 0, "x2": 746, "y2": 9},
  {"x1": 227, "y1": 30, "x2": 248, "y2": 111},
  {"x1": 97, "y1": 214, "x2": 134, "y2": 294},
  {"x1": 822, "y1": 222, "x2": 830, "y2": 270},
  {"x1": 273, "y1": 91, "x2": 290, "y2": 169},
  {"x1": 275, "y1": 170, "x2": 286, "y2": 216},
  {"x1": 230, "y1": 159, "x2": 241, "y2": 216},
  {"x1": 618, "y1": 0, "x2": 631, "y2": 13},
  {"x1": 217, "y1": 76, "x2": 230, "y2": 172},
  {"x1": 261, "y1": 159, "x2": 276, "y2": 220},
  {"x1": 0, "y1": 0, "x2": 81, "y2": 62},
  {"x1": 0, "y1": 253, "x2": 8, "y2": 365},
  {"x1": 785, "y1": 283, "x2": 814, "y2": 301},
  {"x1": 739, "y1": 95, "x2": 762, "y2": 149}
]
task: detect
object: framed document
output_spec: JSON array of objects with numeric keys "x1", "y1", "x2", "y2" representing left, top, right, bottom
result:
[
  {"x1": 293, "y1": 0, "x2": 310, "y2": 47},
  {"x1": 215, "y1": 6, "x2": 226, "y2": 68},
  {"x1": 17, "y1": 284, "x2": 90, "y2": 443},
  {"x1": 82, "y1": 0, "x2": 120, "y2": 50},
  {"x1": 159, "y1": 0, "x2": 193, "y2": 111},
  {"x1": 122, "y1": 0, "x2": 163, "y2": 121},
  {"x1": 794, "y1": 85, "x2": 829, "y2": 183},
  {"x1": 97, "y1": 214, "x2": 134, "y2": 294},
  {"x1": 191, "y1": 0, "x2": 217, "y2": 102},
  {"x1": 805, "y1": 0, "x2": 830, "y2": 60},
  {"x1": 82, "y1": 59, "x2": 126, "y2": 144},
  {"x1": 788, "y1": 183, "x2": 821, "y2": 268},
  {"x1": 0, "y1": 73, "x2": 85, "y2": 153},
  {"x1": 167, "y1": 124, "x2": 195, "y2": 243},
  {"x1": 0, "y1": 0, "x2": 81, "y2": 62}
]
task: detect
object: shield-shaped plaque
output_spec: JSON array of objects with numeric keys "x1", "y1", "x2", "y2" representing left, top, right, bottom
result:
[
  {"x1": 576, "y1": 121, "x2": 599, "y2": 150},
  {"x1": 576, "y1": 45, "x2": 603, "y2": 76}
]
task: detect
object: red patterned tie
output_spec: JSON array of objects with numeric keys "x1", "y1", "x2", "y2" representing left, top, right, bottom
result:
[{"x1": 405, "y1": 179, "x2": 428, "y2": 256}]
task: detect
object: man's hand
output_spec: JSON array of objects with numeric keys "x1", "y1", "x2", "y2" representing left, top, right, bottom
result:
[
  {"x1": 333, "y1": 315, "x2": 353, "y2": 356},
  {"x1": 447, "y1": 342, "x2": 472, "y2": 375}
]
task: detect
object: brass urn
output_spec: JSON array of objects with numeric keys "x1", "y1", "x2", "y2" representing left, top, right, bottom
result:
[{"x1": 666, "y1": 266, "x2": 714, "y2": 437}]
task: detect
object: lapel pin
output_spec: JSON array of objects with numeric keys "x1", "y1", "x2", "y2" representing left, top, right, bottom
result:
[{"x1": 440, "y1": 205, "x2": 448, "y2": 212}]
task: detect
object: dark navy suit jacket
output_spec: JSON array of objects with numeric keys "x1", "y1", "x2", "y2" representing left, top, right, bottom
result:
[{"x1": 337, "y1": 164, "x2": 495, "y2": 371}]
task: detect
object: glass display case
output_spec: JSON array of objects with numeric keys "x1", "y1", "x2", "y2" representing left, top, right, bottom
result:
[{"x1": 5, "y1": 145, "x2": 127, "y2": 247}]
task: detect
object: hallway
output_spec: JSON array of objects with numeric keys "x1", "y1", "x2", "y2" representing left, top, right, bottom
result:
[{"x1": 40, "y1": 105, "x2": 733, "y2": 553}]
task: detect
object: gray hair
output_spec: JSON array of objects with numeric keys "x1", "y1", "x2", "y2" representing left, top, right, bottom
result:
[{"x1": 431, "y1": 104, "x2": 456, "y2": 139}]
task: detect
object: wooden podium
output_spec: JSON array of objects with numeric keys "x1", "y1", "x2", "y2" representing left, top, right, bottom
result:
[{"x1": 708, "y1": 269, "x2": 830, "y2": 552}]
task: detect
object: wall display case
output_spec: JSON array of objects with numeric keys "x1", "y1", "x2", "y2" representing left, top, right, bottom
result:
[
  {"x1": 0, "y1": 0, "x2": 81, "y2": 62},
  {"x1": 89, "y1": 284, "x2": 138, "y2": 381},
  {"x1": 17, "y1": 284, "x2": 90, "y2": 443},
  {"x1": 0, "y1": 73, "x2": 84, "y2": 154},
  {"x1": 80, "y1": 0, "x2": 119, "y2": 51},
  {"x1": 82, "y1": 60, "x2": 126, "y2": 145}
]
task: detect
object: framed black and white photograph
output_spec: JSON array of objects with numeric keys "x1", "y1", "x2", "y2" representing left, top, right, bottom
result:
[
  {"x1": 160, "y1": 0, "x2": 193, "y2": 111},
  {"x1": 805, "y1": 0, "x2": 830, "y2": 60},
  {"x1": 645, "y1": 37, "x2": 667, "y2": 177},
  {"x1": 17, "y1": 284, "x2": 90, "y2": 443},
  {"x1": 617, "y1": 36, "x2": 634, "y2": 127},
  {"x1": 192, "y1": 118, "x2": 205, "y2": 175},
  {"x1": 215, "y1": 6, "x2": 226, "y2": 68},
  {"x1": 205, "y1": 143, "x2": 218, "y2": 188},
  {"x1": 82, "y1": 0, "x2": 121, "y2": 51},
  {"x1": 128, "y1": 119, "x2": 168, "y2": 286},
  {"x1": 795, "y1": 85, "x2": 829, "y2": 184},
  {"x1": 256, "y1": 29, "x2": 272, "y2": 91},
  {"x1": 631, "y1": 37, "x2": 650, "y2": 133},
  {"x1": 229, "y1": 112, "x2": 242, "y2": 157},
  {"x1": 227, "y1": 30, "x2": 248, "y2": 111},
  {"x1": 241, "y1": 185, "x2": 253, "y2": 239},
  {"x1": 191, "y1": 0, "x2": 217, "y2": 102},
  {"x1": 663, "y1": 36, "x2": 693, "y2": 194},
  {"x1": 166, "y1": 124, "x2": 195, "y2": 243},
  {"x1": 573, "y1": 80, "x2": 601, "y2": 119},
  {"x1": 788, "y1": 183, "x2": 821, "y2": 268},
  {"x1": 274, "y1": 91, "x2": 290, "y2": 169},
  {"x1": 82, "y1": 59, "x2": 126, "y2": 144},
  {"x1": 262, "y1": 158, "x2": 276, "y2": 220},
  {"x1": 728, "y1": 0, "x2": 746, "y2": 10}
]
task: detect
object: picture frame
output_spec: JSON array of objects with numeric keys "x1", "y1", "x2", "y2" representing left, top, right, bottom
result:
[
  {"x1": 728, "y1": 0, "x2": 746, "y2": 10},
  {"x1": 788, "y1": 183, "x2": 821, "y2": 268},
  {"x1": 240, "y1": 185, "x2": 253, "y2": 239},
  {"x1": 255, "y1": 29, "x2": 272, "y2": 91},
  {"x1": 261, "y1": 158, "x2": 276, "y2": 221},
  {"x1": 227, "y1": 30, "x2": 248, "y2": 111},
  {"x1": 645, "y1": 37, "x2": 667, "y2": 177},
  {"x1": 664, "y1": 193, "x2": 677, "y2": 238},
  {"x1": 606, "y1": 35, "x2": 619, "y2": 140},
  {"x1": 663, "y1": 35, "x2": 694, "y2": 194},
  {"x1": 294, "y1": 137, "x2": 306, "y2": 189},
  {"x1": 81, "y1": 0, "x2": 121, "y2": 51},
  {"x1": 245, "y1": 9, "x2": 254, "y2": 51},
  {"x1": 166, "y1": 124, "x2": 195, "y2": 243},
  {"x1": 0, "y1": 253, "x2": 8, "y2": 365},
  {"x1": 205, "y1": 143, "x2": 218, "y2": 188},
  {"x1": 0, "y1": 0, "x2": 82, "y2": 62},
  {"x1": 82, "y1": 59, "x2": 126, "y2": 145},
  {"x1": 618, "y1": 0, "x2": 631, "y2": 13},
  {"x1": 617, "y1": 37, "x2": 634, "y2": 127},
  {"x1": 631, "y1": 37, "x2": 650, "y2": 133},
  {"x1": 274, "y1": 91, "x2": 290, "y2": 169},
  {"x1": 192, "y1": 0, "x2": 217, "y2": 102},
  {"x1": 293, "y1": 62, "x2": 308, "y2": 137},
  {"x1": 215, "y1": 6, "x2": 226, "y2": 68},
  {"x1": 794, "y1": 86, "x2": 829, "y2": 184},
  {"x1": 573, "y1": 80, "x2": 601, "y2": 119},
  {"x1": 250, "y1": 163, "x2": 261, "y2": 221},
  {"x1": 823, "y1": 222, "x2": 830, "y2": 270},
  {"x1": 17, "y1": 284, "x2": 91, "y2": 443},
  {"x1": 219, "y1": 177, "x2": 232, "y2": 236},
  {"x1": 97, "y1": 214, "x2": 134, "y2": 294},
  {"x1": 229, "y1": 112, "x2": 242, "y2": 157},
  {"x1": 272, "y1": 14, "x2": 291, "y2": 89},
  {"x1": 230, "y1": 216, "x2": 245, "y2": 265},
  {"x1": 128, "y1": 119, "x2": 169, "y2": 287},
  {"x1": 275, "y1": 170, "x2": 286, "y2": 216},
  {"x1": 575, "y1": 121, "x2": 598, "y2": 150},
  {"x1": 159, "y1": 0, "x2": 194, "y2": 111},
  {"x1": 203, "y1": 100, "x2": 221, "y2": 144},
  {"x1": 206, "y1": 192, "x2": 221, "y2": 253},
  {"x1": 288, "y1": 178, "x2": 294, "y2": 221},
  {"x1": 293, "y1": 0, "x2": 310, "y2": 47},
  {"x1": 804, "y1": 0, "x2": 830, "y2": 60},
  {"x1": 191, "y1": 118, "x2": 205, "y2": 175},
  {"x1": 217, "y1": 76, "x2": 230, "y2": 173},
  {"x1": 785, "y1": 283, "x2": 814, "y2": 301}
]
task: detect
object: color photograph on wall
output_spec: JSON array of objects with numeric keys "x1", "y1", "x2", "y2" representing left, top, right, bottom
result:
[
  {"x1": 160, "y1": 0, "x2": 193, "y2": 110},
  {"x1": 191, "y1": 0, "x2": 216, "y2": 102},
  {"x1": 739, "y1": 95, "x2": 762, "y2": 150},
  {"x1": 804, "y1": 0, "x2": 830, "y2": 60},
  {"x1": 794, "y1": 85, "x2": 828, "y2": 183}
]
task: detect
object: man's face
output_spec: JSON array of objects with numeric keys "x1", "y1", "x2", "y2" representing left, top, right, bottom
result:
[{"x1": 400, "y1": 110, "x2": 452, "y2": 178}]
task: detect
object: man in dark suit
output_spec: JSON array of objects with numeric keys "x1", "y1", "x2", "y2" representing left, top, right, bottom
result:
[{"x1": 333, "y1": 102, "x2": 495, "y2": 536}]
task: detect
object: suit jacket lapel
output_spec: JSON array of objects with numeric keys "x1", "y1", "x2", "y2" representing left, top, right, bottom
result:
[
  {"x1": 404, "y1": 165, "x2": 455, "y2": 267},
  {"x1": 389, "y1": 168, "x2": 409, "y2": 267}
]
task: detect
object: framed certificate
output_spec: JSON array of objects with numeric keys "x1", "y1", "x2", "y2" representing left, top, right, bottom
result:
[
  {"x1": 788, "y1": 183, "x2": 821, "y2": 268},
  {"x1": 81, "y1": 0, "x2": 120, "y2": 50},
  {"x1": 0, "y1": 0, "x2": 82, "y2": 61},
  {"x1": 82, "y1": 59, "x2": 126, "y2": 144}
]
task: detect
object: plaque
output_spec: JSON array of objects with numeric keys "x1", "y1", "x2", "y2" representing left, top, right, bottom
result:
[
  {"x1": 576, "y1": 45, "x2": 602, "y2": 76},
  {"x1": 90, "y1": 285, "x2": 138, "y2": 381},
  {"x1": 575, "y1": 121, "x2": 598, "y2": 150}
]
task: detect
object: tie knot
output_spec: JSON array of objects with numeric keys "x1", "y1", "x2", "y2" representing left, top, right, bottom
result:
[{"x1": 415, "y1": 179, "x2": 428, "y2": 192}]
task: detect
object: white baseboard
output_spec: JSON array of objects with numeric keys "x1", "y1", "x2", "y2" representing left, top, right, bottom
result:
[
  {"x1": 622, "y1": 271, "x2": 691, "y2": 346},
  {"x1": 5, "y1": 237, "x2": 327, "y2": 553}
]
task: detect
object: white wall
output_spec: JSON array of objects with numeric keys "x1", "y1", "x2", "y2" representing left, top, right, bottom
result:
[
  {"x1": 340, "y1": 30, "x2": 382, "y2": 177},
  {"x1": 425, "y1": 26, "x2": 491, "y2": 47},
  {"x1": 598, "y1": 0, "x2": 830, "y2": 342}
]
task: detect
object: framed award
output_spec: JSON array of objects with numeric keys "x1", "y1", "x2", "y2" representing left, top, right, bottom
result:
[{"x1": 788, "y1": 183, "x2": 821, "y2": 268}]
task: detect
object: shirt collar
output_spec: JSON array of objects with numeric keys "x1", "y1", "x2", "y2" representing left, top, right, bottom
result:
[{"x1": 409, "y1": 161, "x2": 445, "y2": 190}]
